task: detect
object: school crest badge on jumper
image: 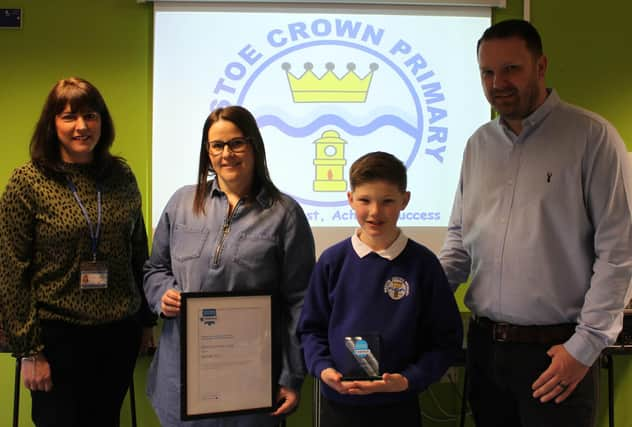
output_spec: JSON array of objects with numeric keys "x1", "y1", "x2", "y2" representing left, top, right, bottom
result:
[{"x1": 384, "y1": 276, "x2": 409, "y2": 300}]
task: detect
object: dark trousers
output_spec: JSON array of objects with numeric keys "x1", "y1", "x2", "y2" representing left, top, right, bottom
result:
[
  {"x1": 320, "y1": 394, "x2": 422, "y2": 427},
  {"x1": 466, "y1": 318, "x2": 599, "y2": 427},
  {"x1": 31, "y1": 317, "x2": 141, "y2": 427}
]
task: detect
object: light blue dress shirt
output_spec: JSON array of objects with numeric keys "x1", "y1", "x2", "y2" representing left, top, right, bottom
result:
[
  {"x1": 144, "y1": 180, "x2": 315, "y2": 427},
  {"x1": 440, "y1": 90, "x2": 632, "y2": 366}
]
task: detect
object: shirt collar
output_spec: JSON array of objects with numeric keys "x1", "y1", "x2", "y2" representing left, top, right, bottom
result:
[
  {"x1": 351, "y1": 228, "x2": 408, "y2": 260},
  {"x1": 498, "y1": 88, "x2": 560, "y2": 137},
  {"x1": 210, "y1": 178, "x2": 271, "y2": 208}
]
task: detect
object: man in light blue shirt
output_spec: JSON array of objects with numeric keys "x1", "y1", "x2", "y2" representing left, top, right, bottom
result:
[{"x1": 440, "y1": 19, "x2": 632, "y2": 427}]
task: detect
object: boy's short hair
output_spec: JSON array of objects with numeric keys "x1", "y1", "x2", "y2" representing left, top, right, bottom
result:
[{"x1": 349, "y1": 151, "x2": 407, "y2": 192}]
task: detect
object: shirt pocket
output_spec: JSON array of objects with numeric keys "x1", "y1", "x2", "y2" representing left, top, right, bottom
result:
[
  {"x1": 172, "y1": 224, "x2": 210, "y2": 261},
  {"x1": 233, "y1": 233, "x2": 279, "y2": 271}
]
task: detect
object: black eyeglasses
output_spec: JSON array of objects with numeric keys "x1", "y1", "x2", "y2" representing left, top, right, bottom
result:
[{"x1": 207, "y1": 137, "x2": 252, "y2": 155}]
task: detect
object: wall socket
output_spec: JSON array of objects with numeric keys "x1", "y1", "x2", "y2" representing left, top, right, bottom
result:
[{"x1": 0, "y1": 9, "x2": 22, "y2": 29}]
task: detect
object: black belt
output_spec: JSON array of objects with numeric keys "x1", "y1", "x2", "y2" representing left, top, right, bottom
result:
[{"x1": 472, "y1": 316, "x2": 576, "y2": 345}]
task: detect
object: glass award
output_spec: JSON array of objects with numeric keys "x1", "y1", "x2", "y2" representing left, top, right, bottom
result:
[{"x1": 340, "y1": 335, "x2": 381, "y2": 381}]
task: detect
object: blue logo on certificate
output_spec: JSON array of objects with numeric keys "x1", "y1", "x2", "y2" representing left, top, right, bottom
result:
[{"x1": 200, "y1": 308, "x2": 217, "y2": 326}]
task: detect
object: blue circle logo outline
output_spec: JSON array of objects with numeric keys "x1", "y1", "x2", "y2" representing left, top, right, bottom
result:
[{"x1": 237, "y1": 39, "x2": 426, "y2": 207}]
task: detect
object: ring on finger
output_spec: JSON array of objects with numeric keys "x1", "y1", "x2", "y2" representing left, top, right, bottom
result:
[{"x1": 558, "y1": 382, "x2": 569, "y2": 391}]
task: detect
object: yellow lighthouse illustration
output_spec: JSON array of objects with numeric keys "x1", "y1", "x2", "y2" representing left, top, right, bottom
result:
[
  {"x1": 282, "y1": 62, "x2": 378, "y2": 193},
  {"x1": 313, "y1": 130, "x2": 347, "y2": 192}
]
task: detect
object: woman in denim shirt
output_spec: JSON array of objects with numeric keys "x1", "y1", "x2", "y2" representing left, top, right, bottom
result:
[{"x1": 144, "y1": 106, "x2": 315, "y2": 427}]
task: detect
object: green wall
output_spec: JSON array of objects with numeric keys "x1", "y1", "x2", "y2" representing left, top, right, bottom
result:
[
  {"x1": 0, "y1": 2, "x2": 158, "y2": 425},
  {"x1": 1, "y1": 0, "x2": 632, "y2": 426}
]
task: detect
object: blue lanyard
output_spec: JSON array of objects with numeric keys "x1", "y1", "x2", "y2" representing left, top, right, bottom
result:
[{"x1": 66, "y1": 178, "x2": 102, "y2": 261}]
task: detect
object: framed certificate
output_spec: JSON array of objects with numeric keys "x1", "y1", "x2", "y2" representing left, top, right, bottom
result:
[{"x1": 180, "y1": 291, "x2": 278, "y2": 420}]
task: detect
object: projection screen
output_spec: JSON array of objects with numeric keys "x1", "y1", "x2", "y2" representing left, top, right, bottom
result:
[{"x1": 152, "y1": 3, "x2": 491, "y2": 254}]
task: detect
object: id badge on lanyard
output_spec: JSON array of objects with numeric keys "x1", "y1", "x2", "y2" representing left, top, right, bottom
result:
[
  {"x1": 80, "y1": 260, "x2": 108, "y2": 289},
  {"x1": 67, "y1": 178, "x2": 108, "y2": 290}
]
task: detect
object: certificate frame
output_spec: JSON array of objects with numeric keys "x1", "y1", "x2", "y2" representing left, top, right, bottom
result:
[{"x1": 180, "y1": 291, "x2": 278, "y2": 420}]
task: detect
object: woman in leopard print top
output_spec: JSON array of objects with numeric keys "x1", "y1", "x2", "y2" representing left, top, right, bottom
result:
[{"x1": 0, "y1": 77, "x2": 156, "y2": 427}]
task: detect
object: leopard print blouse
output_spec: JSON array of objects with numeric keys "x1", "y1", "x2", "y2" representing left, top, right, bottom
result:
[{"x1": 0, "y1": 161, "x2": 154, "y2": 356}]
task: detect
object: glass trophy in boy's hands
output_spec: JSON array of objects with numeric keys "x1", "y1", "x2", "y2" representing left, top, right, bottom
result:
[{"x1": 341, "y1": 335, "x2": 382, "y2": 381}]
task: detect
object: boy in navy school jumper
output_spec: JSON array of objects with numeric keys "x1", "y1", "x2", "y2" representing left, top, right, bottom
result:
[{"x1": 297, "y1": 152, "x2": 463, "y2": 427}]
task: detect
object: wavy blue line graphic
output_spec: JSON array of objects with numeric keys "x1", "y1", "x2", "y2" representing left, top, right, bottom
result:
[
  {"x1": 257, "y1": 114, "x2": 418, "y2": 138},
  {"x1": 238, "y1": 39, "x2": 425, "y2": 168}
]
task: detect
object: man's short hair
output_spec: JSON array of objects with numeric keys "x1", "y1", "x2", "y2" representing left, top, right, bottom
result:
[{"x1": 477, "y1": 19, "x2": 543, "y2": 58}]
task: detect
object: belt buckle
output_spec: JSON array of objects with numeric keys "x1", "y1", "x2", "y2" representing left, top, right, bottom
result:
[{"x1": 493, "y1": 323, "x2": 510, "y2": 342}]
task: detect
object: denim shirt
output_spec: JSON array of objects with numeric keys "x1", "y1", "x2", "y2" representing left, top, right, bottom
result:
[{"x1": 144, "y1": 180, "x2": 315, "y2": 426}]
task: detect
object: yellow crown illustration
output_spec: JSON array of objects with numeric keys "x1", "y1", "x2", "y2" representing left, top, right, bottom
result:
[{"x1": 282, "y1": 62, "x2": 378, "y2": 103}]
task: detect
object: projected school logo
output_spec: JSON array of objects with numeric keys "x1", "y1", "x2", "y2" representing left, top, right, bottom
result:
[
  {"x1": 208, "y1": 19, "x2": 449, "y2": 224},
  {"x1": 283, "y1": 62, "x2": 378, "y2": 192}
]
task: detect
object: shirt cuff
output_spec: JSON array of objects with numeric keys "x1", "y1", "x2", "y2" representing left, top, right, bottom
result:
[
  {"x1": 278, "y1": 371, "x2": 304, "y2": 393},
  {"x1": 564, "y1": 331, "x2": 605, "y2": 366}
]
